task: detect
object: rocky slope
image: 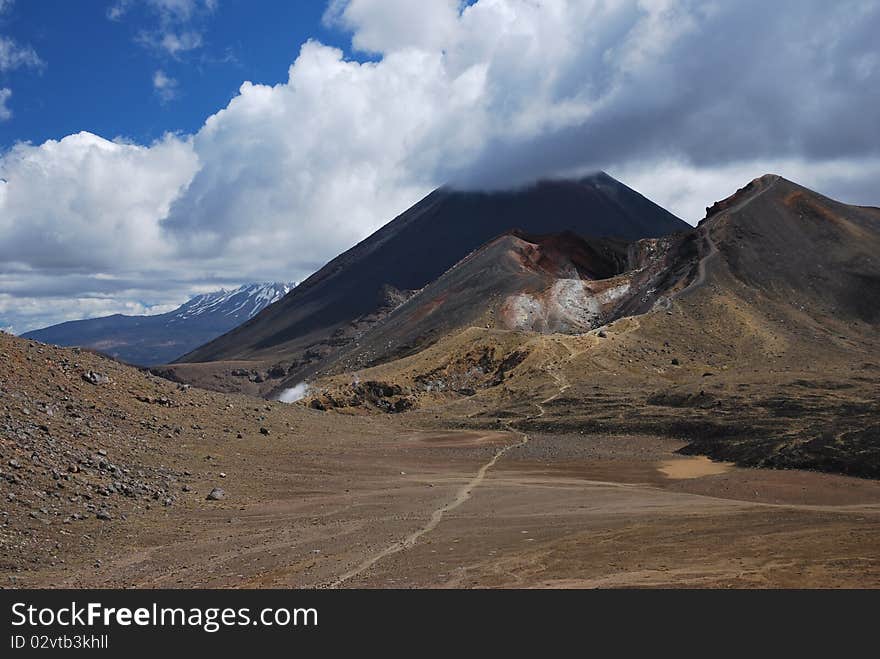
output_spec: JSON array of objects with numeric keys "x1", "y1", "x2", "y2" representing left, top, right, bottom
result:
[{"x1": 0, "y1": 330, "x2": 324, "y2": 576}]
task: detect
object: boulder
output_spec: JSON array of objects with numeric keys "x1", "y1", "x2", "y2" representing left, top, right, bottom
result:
[{"x1": 82, "y1": 371, "x2": 109, "y2": 385}]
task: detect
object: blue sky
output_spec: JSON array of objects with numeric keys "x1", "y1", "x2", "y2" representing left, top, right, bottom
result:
[
  {"x1": 1, "y1": 0, "x2": 879, "y2": 334},
  {"x1": 0, "y1": 0, "x2": 348, "y2": 148}
]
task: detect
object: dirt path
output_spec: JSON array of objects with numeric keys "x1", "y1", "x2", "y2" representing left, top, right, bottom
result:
[
  {"x1": 680, "y1": 177, "x2": 777, "y2": 298},
  {"x1": 325, "y1": 428, "x2": 531, "y2": 588},
  {"x1": 529, "y1": 335, "x2": 595, "y2": 418},
  {"x1": 327, "y1": 335, "x2": 583, "y2": 587}
]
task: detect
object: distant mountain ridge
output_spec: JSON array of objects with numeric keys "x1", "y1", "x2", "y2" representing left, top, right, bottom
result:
[{"x1": 23, "y1": 283, "x2": 294, "y2": 366}]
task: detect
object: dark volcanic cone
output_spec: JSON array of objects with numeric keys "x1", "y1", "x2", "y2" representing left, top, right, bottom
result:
[
  {"x1": 695, "y1": 174, "x2": 880, "y2": 323},
  {"x1": 167, "y1": 173, "x2": 687, "y2": 391}
]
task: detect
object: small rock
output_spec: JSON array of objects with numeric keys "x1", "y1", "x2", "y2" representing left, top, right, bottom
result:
[
  {"x1": 597, "y1": 330, "x2": 607, "y2": 338},
  {"x1": 206, "y1": 487, "x2": 226, "y2": 501},
  {"x1": 95, "y1": 509, "x2": 112, "y2": 521},
  {"x1": 259, "y1": 427, "x2": 270, "y2": 436}
]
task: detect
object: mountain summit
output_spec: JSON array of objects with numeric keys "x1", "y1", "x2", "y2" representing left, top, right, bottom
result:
[
  {"x1": 23, "y1": 282, "x2": 294, "y2": 366},
  {"x1": 172, "y1": 173, "x2": 688, "y2": 387}
]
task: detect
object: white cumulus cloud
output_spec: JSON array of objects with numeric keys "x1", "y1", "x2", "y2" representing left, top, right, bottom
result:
[
  {"x1": 0, "y1": 131, "x2": 198, "y2": 272},
  {"x1": 323, "y1": 0, "x2": 463, "y2": 54}
]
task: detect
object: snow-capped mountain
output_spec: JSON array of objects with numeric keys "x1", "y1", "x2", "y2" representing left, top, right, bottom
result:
[
  {"x1": 22, "y1": 283, "x2": 294, "y2": 366},
  {"x1": 171, "y1": 283, "x2": 293, "y2": 323}
]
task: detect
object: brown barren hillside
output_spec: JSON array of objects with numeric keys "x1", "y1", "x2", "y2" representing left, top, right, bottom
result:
[{"x1": 304, "y1": 176, "x2": 880, "y2": 477}]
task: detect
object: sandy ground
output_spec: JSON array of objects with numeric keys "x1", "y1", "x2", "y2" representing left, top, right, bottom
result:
[{"x1": 13, "y1": 424, "x2": 880, "y2": 589}]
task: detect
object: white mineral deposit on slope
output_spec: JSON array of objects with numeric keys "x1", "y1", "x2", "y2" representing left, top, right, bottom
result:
[{"x1": 503, "y1": 279, "x2": 631, "y2": 333}]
